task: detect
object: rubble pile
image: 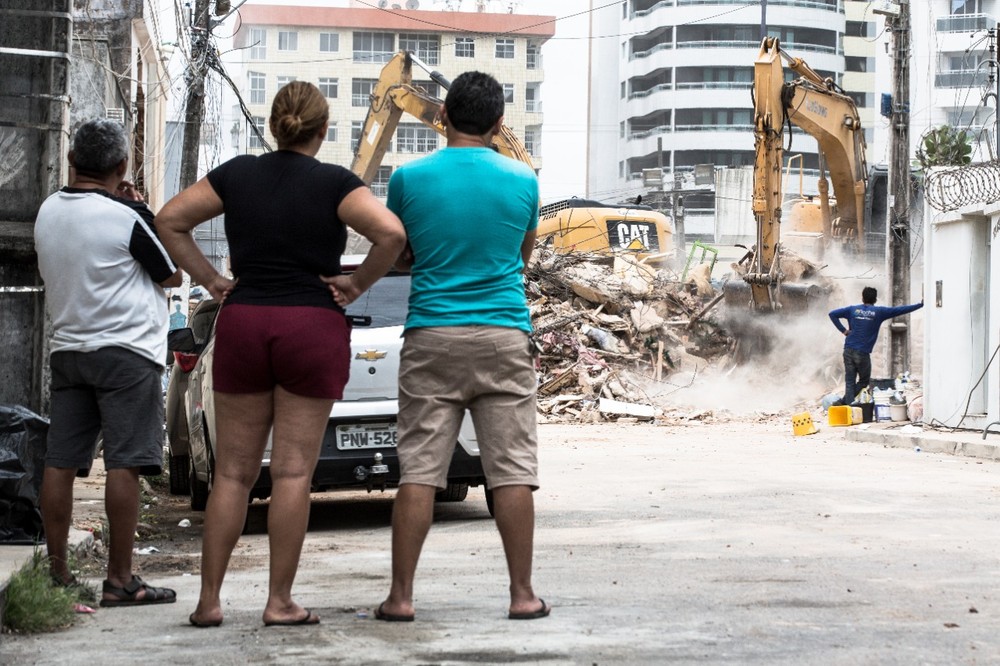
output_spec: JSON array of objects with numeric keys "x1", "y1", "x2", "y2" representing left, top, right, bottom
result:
[{"x1": 525, "y1": 248, "x2": 734, "y2": 423}]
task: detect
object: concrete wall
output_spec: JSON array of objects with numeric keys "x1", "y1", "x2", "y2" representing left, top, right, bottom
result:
[
  {"x1": 923, "y1": 200, "x2": 996, "y2": 430},
  {"x1": 0, "y1": 1, "x2": 72, "y2": 413}
]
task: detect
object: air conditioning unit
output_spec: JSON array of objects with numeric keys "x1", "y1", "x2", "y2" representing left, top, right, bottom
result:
[
  {"x1": 106, "y1": 108, "x2": 125, "y2": 124},
  {"x1": 871, "y1": 1, "x2": 900, "y2": 17},
  {"x1": 406, "y1": 0, "x2": 419, "y2": 8}
]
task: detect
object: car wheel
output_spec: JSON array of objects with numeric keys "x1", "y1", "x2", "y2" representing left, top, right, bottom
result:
[
  {"x1": 190, "y1": 456, "x2": 210, "y2": 512},
  {"x1": 169, "y1": 453, "x2": 191, "y2": 496},
  {"x1": 485, "y1": 487, "x2": 495, "y2": 518},
  {"x1": 435, "y1": 482, "x2": 469, "y2": 503}
]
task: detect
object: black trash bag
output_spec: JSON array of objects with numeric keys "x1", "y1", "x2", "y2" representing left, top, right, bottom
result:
[{"x1": 0, "y1": 404, "x2": 48, "y2": 544}]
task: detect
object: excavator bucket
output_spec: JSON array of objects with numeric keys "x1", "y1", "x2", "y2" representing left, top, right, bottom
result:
[{"x1": 721, "y1": 280, "x2": 827, "y2": 314}]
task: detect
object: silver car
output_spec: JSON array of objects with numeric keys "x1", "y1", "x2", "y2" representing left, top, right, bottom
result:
[{"x1": 165, "y1": 259, "x2": 491, "y2": 515}]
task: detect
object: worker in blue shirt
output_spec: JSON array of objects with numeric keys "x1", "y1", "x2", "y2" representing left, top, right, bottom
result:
[{"x1": 829, "y1": 286, "x2": 923, "y2": 406}]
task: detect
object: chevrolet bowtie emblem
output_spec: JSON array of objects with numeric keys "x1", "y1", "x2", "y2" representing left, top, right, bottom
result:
[{"x1": 355, "y1": 349, "x2": 387, "y2": 361}]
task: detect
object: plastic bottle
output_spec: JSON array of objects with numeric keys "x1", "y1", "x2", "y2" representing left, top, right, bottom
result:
[
  {"x1": 580, "y1": 324, "x2": 618, "y2": 352},
  {"x1": 856, "y1": 388, "x2": 871, "y2": 404}
]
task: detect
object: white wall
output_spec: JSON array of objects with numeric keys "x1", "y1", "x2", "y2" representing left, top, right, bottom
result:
[{"x1": 923, "y1": 198, "x2": 997, "y2": 429}]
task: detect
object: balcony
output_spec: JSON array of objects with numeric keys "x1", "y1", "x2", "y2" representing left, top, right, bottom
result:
[
  {"x1": 937, "y1": 13, "x2": 996, "y2": 33},
  {"x1": 628, "y1": 82, "x2": 673, "y2": 100},
  {"x1": 630, "y1": 42, "x2": 673, "y2": 61},
  {"x1": 935, "y1": 70, "x2": 990, "y2": 88}
]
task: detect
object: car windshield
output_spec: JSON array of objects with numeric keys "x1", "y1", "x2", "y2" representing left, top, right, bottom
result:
[{"x1": 345, "y1": 273, "x2": 409, "y2": 328}]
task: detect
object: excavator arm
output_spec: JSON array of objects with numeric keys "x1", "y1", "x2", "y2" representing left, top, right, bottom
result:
[
  {"x1": 351, "y1": 51, "x2": 534, "y2": 183},
  {"x1": 739, "y1": 37, "x2": 868, "y2": 312}
]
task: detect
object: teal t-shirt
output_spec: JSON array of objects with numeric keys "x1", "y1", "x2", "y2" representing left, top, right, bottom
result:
[{"x1": 386, "y1": 147, "x2": 539, "y2": 332}]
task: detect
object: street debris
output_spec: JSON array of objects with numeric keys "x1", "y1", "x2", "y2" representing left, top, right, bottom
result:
[{"x1": 526, "y1": 247, "x2": 734, "y2": 424}]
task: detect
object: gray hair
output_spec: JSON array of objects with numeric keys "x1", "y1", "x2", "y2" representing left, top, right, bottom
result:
[{"x1": 71, "y1": 119, "x2": 129, "y2": 176}]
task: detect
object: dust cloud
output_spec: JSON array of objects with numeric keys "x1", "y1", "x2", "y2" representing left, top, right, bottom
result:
[{"x1": 652, "y1": 244, "x2": 905, "y2": 416}]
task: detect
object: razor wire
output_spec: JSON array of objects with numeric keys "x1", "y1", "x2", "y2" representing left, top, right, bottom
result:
[{"x1": 925, "y1": 161, "x2": 1000, "y2": 212}]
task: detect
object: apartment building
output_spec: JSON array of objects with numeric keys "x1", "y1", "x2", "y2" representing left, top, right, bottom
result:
[
  {"x1": 232, "y1": 4, "x2": 554, "y2": 195},
  {"x1": 587, "y1": 1, "x2": 846, "y2": 237},
  {"x1": 904, "y1": 0, "x2": 999, "y2": 162}
]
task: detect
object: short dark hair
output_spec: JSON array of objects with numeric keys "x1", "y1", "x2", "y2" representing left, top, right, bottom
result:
[
  {"x1": 71, "y1": 119, "x2": 128, "y2": 177},
  {"x1": 444, "y1": 71, "x2": 504, "y2": 135},
  {"x1": 862, "y1": 286, "x2": 877, "y2": 304}
]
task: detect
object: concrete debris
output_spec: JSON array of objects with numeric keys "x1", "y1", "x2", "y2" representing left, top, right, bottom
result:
[{"x1": 526, "y1": 247, "x2": 732, "y2": 424}]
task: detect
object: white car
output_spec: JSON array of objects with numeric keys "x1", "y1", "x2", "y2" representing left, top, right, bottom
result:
[{"x1": 166, "y1": 258, "x2": 492, "y2": 515}]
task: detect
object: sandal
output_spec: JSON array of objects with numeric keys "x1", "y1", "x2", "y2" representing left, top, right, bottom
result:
[
  {"x1": 52, "y1": 574, "x2": 98, "y2": 604},
  {"x1": 100, "y1": 575, "x2": 177, "y2": 607}
]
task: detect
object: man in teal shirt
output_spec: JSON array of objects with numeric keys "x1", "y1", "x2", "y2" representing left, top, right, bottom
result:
[{"x1": 376, "y1": 71, "x2": 549, "y2": 622}]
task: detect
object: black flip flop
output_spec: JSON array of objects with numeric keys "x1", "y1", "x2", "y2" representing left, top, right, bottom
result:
[
  {"x1": 508, "y1": 598, "x2": 551, "y2": 620},
  {"x1": 264, "y1": 609, "x2": 320, "y2": 627},
  {"x1": 374, "y1": 601, "x2": 415, "y2": 622}
]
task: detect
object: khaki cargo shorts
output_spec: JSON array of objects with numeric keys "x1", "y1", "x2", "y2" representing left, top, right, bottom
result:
[{"x1": 397, "y1": 326, "x2": 539, "y2": 490}]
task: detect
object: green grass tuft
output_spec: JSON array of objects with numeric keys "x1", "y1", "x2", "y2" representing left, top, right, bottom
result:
[{"x1": 3, "y1": 550, "x2": 79, "y2": 633}]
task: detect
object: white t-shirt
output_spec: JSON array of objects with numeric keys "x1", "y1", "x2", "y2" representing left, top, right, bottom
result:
[{"x1": 34, "y1": 188, "x2": 177, "y2": 366}]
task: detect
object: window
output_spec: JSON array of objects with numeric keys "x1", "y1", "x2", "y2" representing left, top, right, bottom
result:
[
  {"x1": 326, "y1": 123, "x2": 338, "y2": 143},
  {"x1": 952, "y1": 0, "x2": 982, "y2": 14},
  {"x1": 526, "y1": 42, "x2": 540, "y2": 69},
  {"x1": 249, "y1": 72, "x2": 265, "y2": 104},
  {"x1": 495, "y1": 38, "x2": 514, "y2": 59},
  {"x1": 276, "y1": 75, "x2": 296, "y2": 90},
  {"x1": 247, "y1": 116, "x2": 265, "y2": 149},
  {"x1": 352, "y1": 78, "x2": 377, "y2": 107},
  {"x1": 396, "y1": 123, "x2": 438, "y2": 153},
  {"x1": 846, "y1": 21, "x2": 870, "y2": 38},
  {"x1": 371, "y1": 166, "x2": 393, "y2": 197},
  {"x1": 250, "y1": 28, "x2": 267, "y2": 60},
  {"x1": 399, "y1": 33, "x2": 440, "y2": 65},
  {"x1": 319, "y1": 77, "x2": 339, "y2": 98},
  {"x1": 845, "y1": 56, "x2": 874, "y2": 73},
  {"x1": 353, "y1": 31, "x2": 394, "y2": 63},
  {"x1": 620, "y1": 121, "x2": 625, "y2": 138},
  {"x1": 502, "y1": 83, "x2": 514, "y2": 104},
  {"x1": 278, "y1": 31, "x2": 298, "y2": 51},
  {"x1": 524, "y1": 126, "x2": 540, "y2": 157},
  {"x1": 351, "y1": 121, "x2": 363, "y2": 152},
  {"x1": 455, "y1": 37, "x2": 475, "y2": 58},
  {"x1": 525, "y1": 85, "x2": 540, "y2": 113},
  {"x1": 319, "y1": 32, "x2": 339, "y2": 53},
  {"x1": 620, "y1": 81, "x2": 626, "y2": 99}
]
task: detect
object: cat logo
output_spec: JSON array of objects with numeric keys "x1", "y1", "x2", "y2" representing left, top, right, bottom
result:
[{"x1": 355, "y1": 349, "x2": 387, "y2": 361}]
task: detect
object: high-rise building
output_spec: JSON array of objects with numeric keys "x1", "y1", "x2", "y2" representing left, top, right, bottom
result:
[
  {"x1": 588, "y1": 1, "x2": 846, "y2": 234},
  {"x1": 231, "y1": 4, "x2": 554, "y2": 195}
]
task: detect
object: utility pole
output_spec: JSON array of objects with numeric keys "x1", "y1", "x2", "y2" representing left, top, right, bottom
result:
[
  {"x1": 886, "y1": 0, "x2": 911, "y2": 378},
  {"x1": 180, "y1": 0, "x2": 211, "y2": 190}
]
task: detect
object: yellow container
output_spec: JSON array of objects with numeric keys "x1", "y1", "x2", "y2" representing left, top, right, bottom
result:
[
  {"x1": 851, "y1": 406, "x2": 863, "y2": 424},
  {"x1": 827, "y1": 405, "x2": 852, "y2": 427},
  {"x1": 792, "y1": 412, "x2": 818, "y2": 436}
]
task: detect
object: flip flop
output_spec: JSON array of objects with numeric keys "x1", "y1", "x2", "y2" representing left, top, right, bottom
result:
[
  {"x1": 264, "y1": 609, "x2": 320, "y2": 627},
  {"x1": 508, "y1": 598, "x2": 551, "y2": 620},
  {"x1": 189, "y1": 613, "x2": 223, "y2": 628},
  {"x1": 374, "y1": 601, "x2": 414, "y2": 622}
]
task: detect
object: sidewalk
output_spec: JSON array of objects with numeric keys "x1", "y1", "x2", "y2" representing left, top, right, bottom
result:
[{"x1": 844, "y1": 420, "x2": 1000, "y2": 460}]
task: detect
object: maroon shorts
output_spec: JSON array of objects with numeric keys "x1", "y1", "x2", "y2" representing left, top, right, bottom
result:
[{"x1": 212, "y1": 304, "x2": 351, "y2": 399}]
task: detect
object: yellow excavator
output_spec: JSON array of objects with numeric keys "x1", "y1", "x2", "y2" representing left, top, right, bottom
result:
[
  {"x1": 351, "y1": 51, "x2": 673, "y2": 263},
  {"x1": 725, "y1": 36, "x2": 869, "y2": 312}
]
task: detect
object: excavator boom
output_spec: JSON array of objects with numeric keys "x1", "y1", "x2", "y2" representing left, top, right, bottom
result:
[
  {"x1": 730, "y1": 37, "x2": 868, "y2": 313},
  {"x1": 351, "y1": 51, "x2": 533, "y2": 183}
]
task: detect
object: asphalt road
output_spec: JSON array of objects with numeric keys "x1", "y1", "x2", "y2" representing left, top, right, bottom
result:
[{"x1": 2, "y1": 420, "x2": 998, "y2": 665}]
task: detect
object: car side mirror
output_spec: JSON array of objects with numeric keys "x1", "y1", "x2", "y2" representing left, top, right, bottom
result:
[{"x1": 167, "y1": 327, "x2": 197, "y2": 353}]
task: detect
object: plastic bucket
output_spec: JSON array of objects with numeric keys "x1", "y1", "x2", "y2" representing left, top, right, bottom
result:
[
  {"x1": 828, "y1": 405, "x2": 852, "y2": 426},
  {"x1": 852, "y1": 402, "x2": 874, "y2": 423},
  {"x1": 874, "y1": 404, "x2": 891, "y2": 422},
  {"x1": 890, "y1": 404, "x2": 908, "y2": 422}
]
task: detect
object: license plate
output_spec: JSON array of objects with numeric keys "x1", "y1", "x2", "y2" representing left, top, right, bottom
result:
[{"x1": 335, "y1": 423, "x2": 398, "y2": 450}]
